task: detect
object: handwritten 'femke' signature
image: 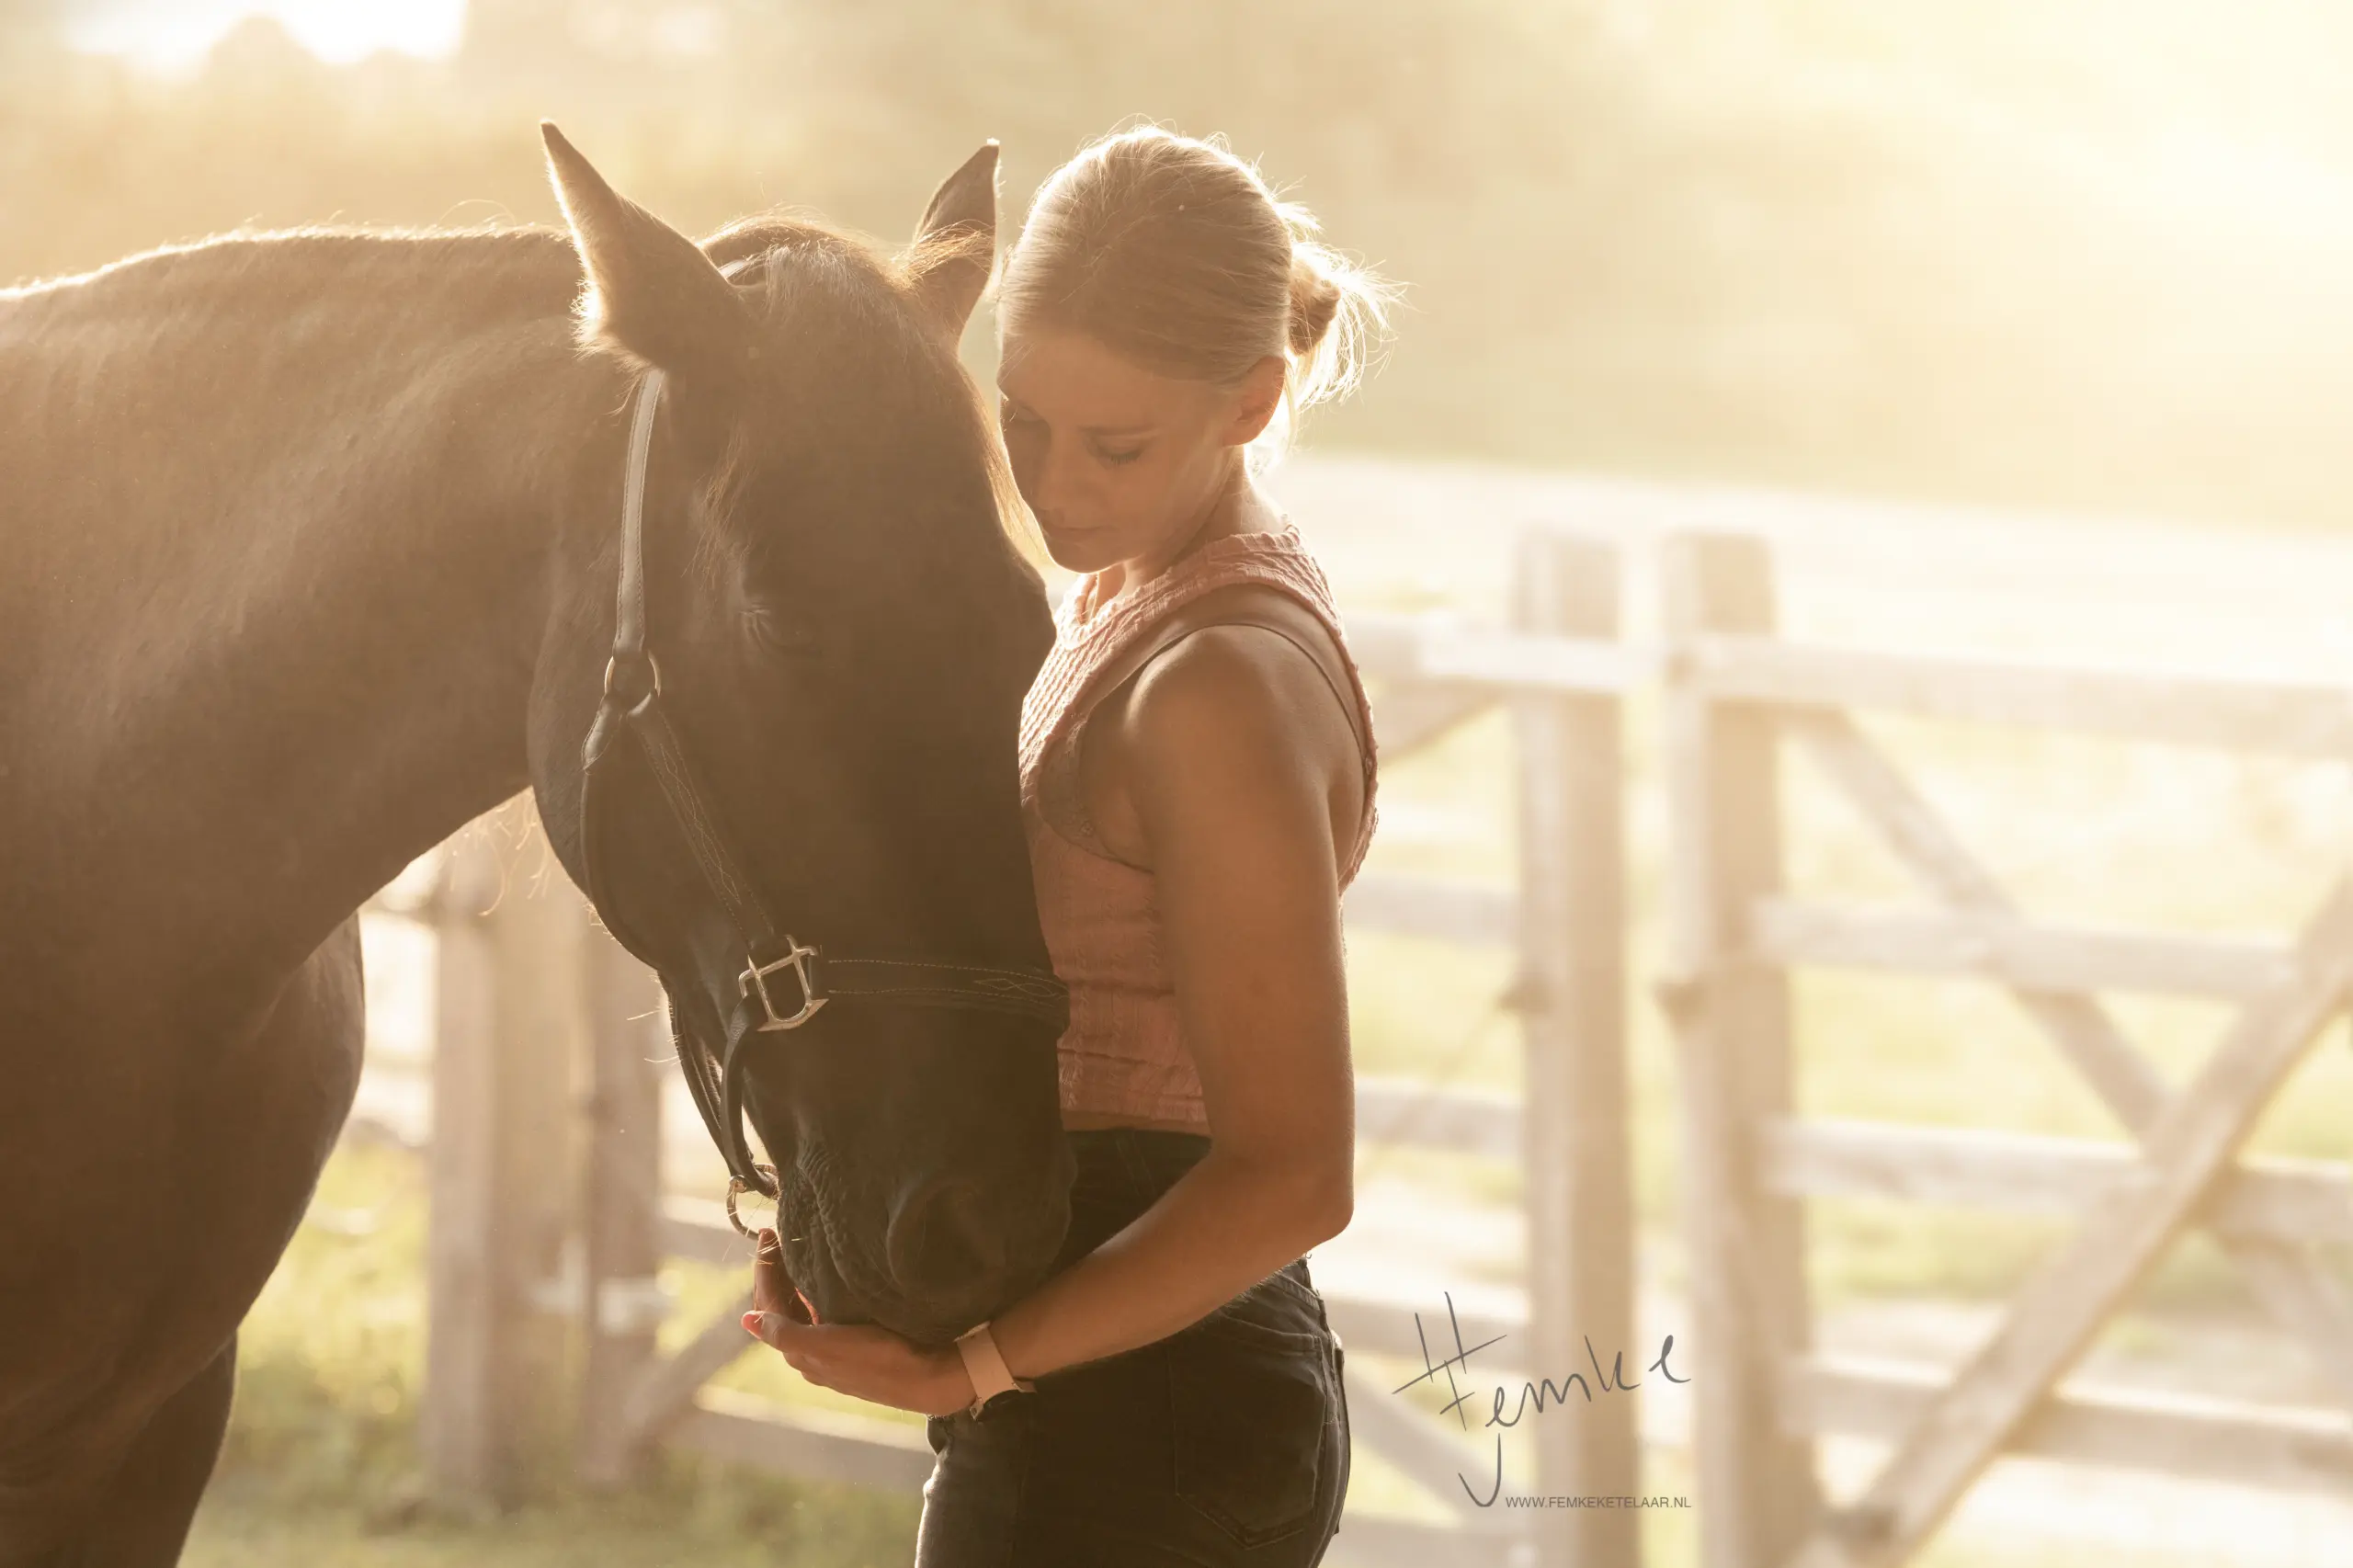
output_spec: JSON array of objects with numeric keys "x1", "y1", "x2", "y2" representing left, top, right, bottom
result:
[{"x1": 1388, "y1": 1291, "x2": 1688, "y2": 1507}]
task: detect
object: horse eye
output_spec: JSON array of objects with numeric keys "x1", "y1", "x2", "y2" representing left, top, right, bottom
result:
[{"x1": 744, "y1": 604, "x2": 822, "y2": 659}]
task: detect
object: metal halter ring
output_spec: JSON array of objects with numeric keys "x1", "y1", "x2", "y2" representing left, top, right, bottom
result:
[
  {"x1": 725, "y1": 1165, "x2": 781, "y2": 1239},
  {"x1": 602, "y1": 650, "x2": 663, "y2": 706}
]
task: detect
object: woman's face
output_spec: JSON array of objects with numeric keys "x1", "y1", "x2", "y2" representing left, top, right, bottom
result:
[{"x1": 995, "y1": 323, "x2": 1279, "y2": 575}]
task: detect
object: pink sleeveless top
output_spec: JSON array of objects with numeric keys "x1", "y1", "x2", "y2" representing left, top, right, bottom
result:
[{"x1": 1017, "y1": 518, "x2": 1381, "y2": 1132}]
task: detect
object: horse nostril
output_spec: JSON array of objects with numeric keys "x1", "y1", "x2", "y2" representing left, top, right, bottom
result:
[{"x1": 884, "y1": 1176, "x2": 1004, "y2": 1298}]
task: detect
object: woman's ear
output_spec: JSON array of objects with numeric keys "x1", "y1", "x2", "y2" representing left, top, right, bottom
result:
[{"x1": 1222, "y1": 354, "x2": 1289, "y2": 448}]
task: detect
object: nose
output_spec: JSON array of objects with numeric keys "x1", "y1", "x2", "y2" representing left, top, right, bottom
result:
[{"x1": 884, "y1": 1175, "x2": 1007, "y2": 1301}]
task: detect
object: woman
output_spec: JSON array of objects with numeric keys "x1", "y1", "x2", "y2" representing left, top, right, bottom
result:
[{"x1": 743, "y1": 121, "x2": 1399, "y2": 1565}]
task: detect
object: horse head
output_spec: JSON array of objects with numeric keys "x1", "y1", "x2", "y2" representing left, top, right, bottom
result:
[{"x1": 527, "y1": 125, "x2": 1072, "y2": 1345}]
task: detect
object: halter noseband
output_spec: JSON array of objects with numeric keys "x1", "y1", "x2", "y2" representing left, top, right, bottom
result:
[{"x1": 576, "y1": 254, "x2": 1068, "y2": 1233}]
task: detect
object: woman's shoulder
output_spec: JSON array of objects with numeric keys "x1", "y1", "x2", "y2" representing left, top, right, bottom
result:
[
  {"x1": 1114, "y1": 578, "x2": 1370, "y2": 778},
  {"x1": 1165, "y1": 569, "x2": 1369, "y2": 732},
  {"x1": 1112, "y1": 622, "x2": 1331, "y2": 806}
]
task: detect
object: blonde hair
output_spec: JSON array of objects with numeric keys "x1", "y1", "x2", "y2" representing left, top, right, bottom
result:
[{"x1": 997, "y1": 121, "x2": 1401, "y2": 470}]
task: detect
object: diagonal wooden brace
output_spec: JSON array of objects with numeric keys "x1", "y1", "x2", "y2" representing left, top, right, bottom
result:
[
  {"x1": 1788, "y1": 709, "x2": 2353, "y2": 1416},
  {"x1": 620, "y1": 1290, "x2": 757, "y2": 1445},
  {"x1": 1779, "y1": 870, "x2": 2353, "y2": 1568}
]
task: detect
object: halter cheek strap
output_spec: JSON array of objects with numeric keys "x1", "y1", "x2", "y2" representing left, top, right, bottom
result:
[{"x1": 576, "y1": 263, "x2": 1068, "y2": 1230}]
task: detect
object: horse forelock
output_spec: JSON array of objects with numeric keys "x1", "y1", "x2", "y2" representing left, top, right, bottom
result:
[{"x1": 680, "y1": 214, "x2": 1043, "y2": 583}]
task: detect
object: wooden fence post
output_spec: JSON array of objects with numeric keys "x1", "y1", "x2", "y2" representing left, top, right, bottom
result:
[
  {"x1": 422, "y1": 824, "x2": 501, "y2": 1501},
  {"x1": 1511, "y1": 528, "x2": 1639, "y2": 1565},
  {"x1": 1658, "y1": 531, "x2": 1821, "y2": 1568},
  {"x1": 421, "y1": 803, "x2": 585, "y2": 1504},
  {"x1": 579, "y1": 928, "x2": 667, "y2": 1486}
]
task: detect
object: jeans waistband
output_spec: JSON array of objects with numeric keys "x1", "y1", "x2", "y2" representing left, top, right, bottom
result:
[
  {"x1": 1052, "y1": 1129, "x2": 1205, "y2": 1270},
  {"x1": 1071, "y1": 1127, "x2": 1213, "y2": 1190}
]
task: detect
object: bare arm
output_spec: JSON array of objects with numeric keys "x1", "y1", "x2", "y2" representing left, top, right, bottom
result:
[{"x1": 983, "y1": 621, "x2": 1362, "y2": 1378}]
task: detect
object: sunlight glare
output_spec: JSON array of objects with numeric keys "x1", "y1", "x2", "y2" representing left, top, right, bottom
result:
[{"x1": 64, "y1": 0, "x2": 467, "y2": 73}]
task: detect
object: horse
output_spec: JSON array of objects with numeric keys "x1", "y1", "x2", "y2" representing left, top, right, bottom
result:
[{"x1": 0, "y1": 123, "x2": 1074, "y2": 1562}]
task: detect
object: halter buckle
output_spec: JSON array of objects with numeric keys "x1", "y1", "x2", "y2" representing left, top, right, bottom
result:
[{"x1": 739, "y1": 936, "x2": 827, "y2": 1031}]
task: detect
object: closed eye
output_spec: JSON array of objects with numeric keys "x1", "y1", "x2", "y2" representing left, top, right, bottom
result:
[{"x1": 743, "y1": 604, "x2": 823, "y2": 659}]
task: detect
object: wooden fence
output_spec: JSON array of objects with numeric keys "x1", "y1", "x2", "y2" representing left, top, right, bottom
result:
[
  {"x1": 1652, "y1": 530, "x2": 2353, "y2": 1568},
  {"x1": 358, "y1": 519, "x2": 2353, "y2": 1568}
]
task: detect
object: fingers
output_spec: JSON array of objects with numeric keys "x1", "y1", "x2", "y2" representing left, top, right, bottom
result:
[
  {"x1": 751, "y1": 1228, "x2": 786, "y2": 1316},
  {"x1": 751, "y1": 1228, "x2": 816, "y2": 1328},
  {"x1": 742, "y1": 1309, "x2": 801, "y2": 1353},
  {"x1": 741, "y1": 1311, "x2": 830, "y2": 1397},
  {"x1": 739, "y1": 1307, "x2": 837, "y2": 1400}
]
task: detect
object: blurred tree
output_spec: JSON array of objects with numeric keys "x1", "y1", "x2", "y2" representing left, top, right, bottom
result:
[
  {"x1": 3, "y1": 0, "x2": 2348, "y2": 528},
  {"x1": 202, "y1": 14, "x2": 333, "y2": 103}
]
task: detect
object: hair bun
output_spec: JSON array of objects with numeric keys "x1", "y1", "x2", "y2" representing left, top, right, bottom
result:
[
  {"x1": 1286, "y1": 251, "x2": 1343, "y2": 359},
  {"x1": 1000, "y1": 121, "x2": 1400, "y2": 463}
]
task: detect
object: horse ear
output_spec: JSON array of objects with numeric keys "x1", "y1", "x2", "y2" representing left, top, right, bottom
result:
[
  {"x1": 905, "y1": 141, "x2": 1000, "y2": 343},
  {"x1": 540, "y1": 121, "x2": 752, "y2": 387}
]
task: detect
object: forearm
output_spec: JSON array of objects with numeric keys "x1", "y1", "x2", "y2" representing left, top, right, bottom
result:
[{"x1": 983, "y1": 1145, "x2": 1348, "y2": 1381}]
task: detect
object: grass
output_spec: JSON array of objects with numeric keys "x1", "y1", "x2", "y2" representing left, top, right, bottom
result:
[
  {"x1": 188, "y1": 1139, "x2": 927, "y2": 1568},
  {"x1": 188, "y1": 1494, "x2": 912, "y2": 1568}
]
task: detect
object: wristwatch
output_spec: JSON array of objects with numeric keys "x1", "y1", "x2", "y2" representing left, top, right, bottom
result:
[{"x1": 954, "y1": 1320, "x2": 1037, "y2": 1416}]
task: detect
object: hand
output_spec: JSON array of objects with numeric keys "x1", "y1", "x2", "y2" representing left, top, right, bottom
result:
[{"x1": 740, "y1": 1228, "x2": 979, "y2": 1418}]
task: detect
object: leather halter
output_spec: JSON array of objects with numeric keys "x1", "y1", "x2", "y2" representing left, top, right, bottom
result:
[{"x1": 576, "y1": 254, "x2": 1068, "y2": 1233}]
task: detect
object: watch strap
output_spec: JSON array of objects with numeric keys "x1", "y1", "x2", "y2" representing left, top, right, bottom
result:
[{"x1": 954, "y1": 1320, "x2": 1036, "y2": 1415}]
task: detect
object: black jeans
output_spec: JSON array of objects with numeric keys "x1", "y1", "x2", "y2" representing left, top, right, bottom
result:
[{"x1": 915, "y1": 1129, "x2": 1351, "y2": 1567}]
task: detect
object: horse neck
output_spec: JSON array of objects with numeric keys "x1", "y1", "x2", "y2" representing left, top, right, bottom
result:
[{"x1": 0, "y1": 244, "x2": 616, "y2": 1016}]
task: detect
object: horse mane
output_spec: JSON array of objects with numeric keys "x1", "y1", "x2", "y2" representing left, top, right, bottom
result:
[{"x1": 1, "y1": 223, "x2": 581, "y2": 326}]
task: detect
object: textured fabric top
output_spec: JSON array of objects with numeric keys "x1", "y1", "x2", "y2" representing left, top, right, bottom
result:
[{"x1": 1017, "y1": 518, "x2": 1381, "y2": 1131}]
